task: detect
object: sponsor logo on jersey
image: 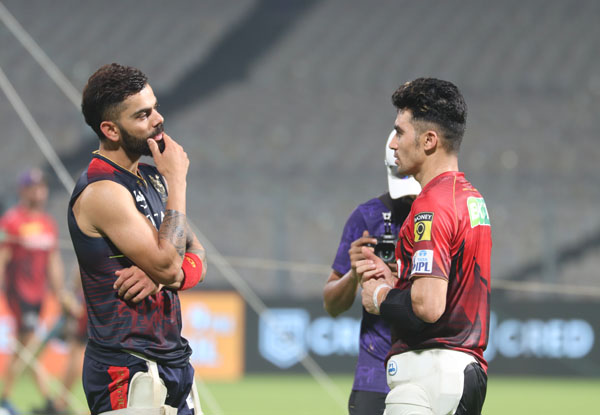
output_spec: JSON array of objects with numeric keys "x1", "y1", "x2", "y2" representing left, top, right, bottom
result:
[
  {"x1": 133, "y1": 190, "x2": 148, "y2": 210},
  {"x1": 414, "y1": 212, "x2": 433, "y2": 242},
  {"x1": 467, "y1": 197, "x2": 490, "y2": 228},
  {"x1": 388, "y1": 359, "x2": 398, "y2": 376},
  {"x1": 411, "y1": 249, "x2": 433, "y2": 274}
]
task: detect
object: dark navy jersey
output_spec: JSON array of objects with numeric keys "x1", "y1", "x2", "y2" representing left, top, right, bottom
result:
[{"x1": 68, "y1": 152, "x2": 191, "y2": 367}]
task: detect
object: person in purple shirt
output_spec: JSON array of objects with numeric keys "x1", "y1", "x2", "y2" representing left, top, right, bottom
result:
[{"x1": 323, "y1": 131, "x2": 420, "y2": 415}]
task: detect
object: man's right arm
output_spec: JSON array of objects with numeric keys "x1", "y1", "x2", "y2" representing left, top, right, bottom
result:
[
  {"x1": 323, "y1": 270, "x2": 359, "y2": 317},
  {"x1": 113, "y1": 223, "x2": 206, "y2": 302},
  {"x1": 74, "y1": 181, "x2": 184, "y2": 285},
  {"x1": 73, "y1": 134, "x2": 190, "y2": 285},
  {"x1": 323, "y1": 230, "x2": 376, "y2": 317}
]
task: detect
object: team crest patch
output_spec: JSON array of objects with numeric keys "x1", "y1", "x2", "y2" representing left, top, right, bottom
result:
[
  {"x1": 414, "y1": 212, "x2": 433, "y2": 242},
  {"x1": 149, "y1": 174, "x2": 167, "y2": 203},
  {"x1": 467, "y1": 197, "x2": 490, "y2": 228},
  {"x1": 412, "y1": 249, "x2": 433, "y2": 274}
]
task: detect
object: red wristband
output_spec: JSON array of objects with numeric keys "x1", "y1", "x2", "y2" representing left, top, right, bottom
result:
[{"x1": 180, "y1": 252, "x2": 203, "y2": 291}]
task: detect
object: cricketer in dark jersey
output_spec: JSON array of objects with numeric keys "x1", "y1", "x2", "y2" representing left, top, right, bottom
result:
[
  {"x1": 68, "y1": 153, "x2": 194, "y2": 413},
  {"x1": 389, "y1": 171, "x2": 491, "y2": 371}
]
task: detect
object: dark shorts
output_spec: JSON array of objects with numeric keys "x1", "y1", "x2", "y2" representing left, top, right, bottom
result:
[
  {"x1": 7, "y1": 295, "x2": 41, "y2": 334},
  {"x1": 455, "y1": 362, "x2": 488, "y2": 415},
  {"x1": 349, "y1": 390, "x2": 386, "y2": 415},
  {"x1": 82, "y1": 354, "x2": 196, "y2": 415}
]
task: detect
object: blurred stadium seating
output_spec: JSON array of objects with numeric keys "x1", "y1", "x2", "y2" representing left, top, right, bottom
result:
[{"x1": 1, "y1": 0, "x2": 599, "y2": 300}]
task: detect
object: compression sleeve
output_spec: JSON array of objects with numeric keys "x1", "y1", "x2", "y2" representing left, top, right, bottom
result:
[{"x1": 379, "y1": 288, "x2": 427, "y2": 332}]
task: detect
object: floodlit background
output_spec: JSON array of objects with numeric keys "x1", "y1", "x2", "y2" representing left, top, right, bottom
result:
[{"x1": 0, "y1": 1, "x2": 599, "y2": 414}]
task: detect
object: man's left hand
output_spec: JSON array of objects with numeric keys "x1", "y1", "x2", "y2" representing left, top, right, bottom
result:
[
  {"x1": 362, "y1": 278, "x2": 391, "y2": 315},
  {"x1": 114, "y1": 266, "x2": 159, "y2": 303}
]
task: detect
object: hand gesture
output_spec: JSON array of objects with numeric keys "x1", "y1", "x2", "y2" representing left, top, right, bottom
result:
[
  {"x1": 349, "y1": 230, "x2": 377, "y2": 283},
  {"x1": 361, "y1": 278, "x2": 390, "y2": 315},
  {"x1": 356, "y1": 246, "x2": 395, "y2": 287},
  {"x1": 358, "y1": 248, "x2": 396, "y2": 314},
  {"x1": 114, "y1": 265, "x2": 160, "y2": 303},
  {"x1": 147, "y1": 133, "x2": 189, "y2": 184}
]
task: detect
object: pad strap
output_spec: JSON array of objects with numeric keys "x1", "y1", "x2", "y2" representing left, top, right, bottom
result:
[{"x1": 180, "y1": 252, "x2": 203, "y2": 291}]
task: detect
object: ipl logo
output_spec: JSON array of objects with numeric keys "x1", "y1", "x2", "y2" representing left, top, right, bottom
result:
[{"x1": 388, "y1": 360, "x2": 398, "y2": 376}]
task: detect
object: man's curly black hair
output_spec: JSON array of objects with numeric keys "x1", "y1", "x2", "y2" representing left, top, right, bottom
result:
[
  {"x1": 81, "y1": 63, "x2": 148, "y2": 140},
  {"x1": 392, "y1": 78, "x2": 467, "y2": 153}
]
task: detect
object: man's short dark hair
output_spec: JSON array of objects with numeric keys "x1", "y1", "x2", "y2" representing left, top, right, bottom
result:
[
  {"x1": 392, "y1": 78, "x2": 467, "y2": 152},
  {"x1": 81, "y1": 63, "x2": 148, "y2": 140}
]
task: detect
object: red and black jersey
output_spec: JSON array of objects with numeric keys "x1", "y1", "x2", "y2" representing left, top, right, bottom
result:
[
  {"x1": 68, "y1": 152, "x2": 191, "y2": 368},
  {"x1": 391, "y1": 171, "x2": 492, "y2": 371},
  {"x1": 0, "y1": 205, "x2": 58, "y2": 304}
]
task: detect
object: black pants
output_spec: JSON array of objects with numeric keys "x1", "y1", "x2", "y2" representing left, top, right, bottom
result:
[
  {"x1": 455, "y1": 362, "x2": 488, "y2": 415},
  {"x1": 348, "y1": 390, "x2": 386, "y2": 415}
]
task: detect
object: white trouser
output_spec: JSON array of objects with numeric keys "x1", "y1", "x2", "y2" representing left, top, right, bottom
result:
[{"x1": 384, "y1": 349, "x2": 476, "y2": 415}]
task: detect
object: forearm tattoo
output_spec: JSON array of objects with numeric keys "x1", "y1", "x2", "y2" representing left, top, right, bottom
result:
[
  {"x1": 185, "y1": 223, "x2": 206, "y2": 262},
  {"x1": 159, "y1": 209, "x2": 187, "y2": 258},
  {"x1": 190, "y1": 247, "x2": 206, "y2": 262},
  {"x1": 185, "y1": 222, "x2": 195, "y2": 250}
]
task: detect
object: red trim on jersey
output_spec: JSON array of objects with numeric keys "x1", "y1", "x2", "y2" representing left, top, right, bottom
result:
[
  {"x1": 107, "y1": 366, "x2": 130, "y2": 410},
  {"x1": 88, "y1": 157, "x2": 118, "y2": 178}
]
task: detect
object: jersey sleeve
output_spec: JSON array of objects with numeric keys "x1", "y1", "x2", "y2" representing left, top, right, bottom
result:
[
  {"x1": 409, "y1": 194, "x2": 455, "y2": 280},
  {"x1": 331, "y1": 207, "x2": 368, "y2": 275}
]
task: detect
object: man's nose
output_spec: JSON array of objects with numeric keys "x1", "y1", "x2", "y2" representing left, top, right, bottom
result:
[{"x1": 152, "y1": 109, "x2": 164, "y2": 126}]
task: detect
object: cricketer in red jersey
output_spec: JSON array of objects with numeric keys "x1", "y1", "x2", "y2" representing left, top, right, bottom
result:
[
  {"x1": 359, "y1": 78, "x2": 490, "y2": 415},
  {"x1": 0, "y1": 203, "x2": 58, "y2": 306},
  {"x1": 0, "y1": 168, "x2": 68, "y2": 413}
]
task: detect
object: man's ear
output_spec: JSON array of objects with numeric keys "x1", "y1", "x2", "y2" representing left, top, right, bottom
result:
[
  {"x1": 422, "y1": 130, "x2": 438, "y2": 151},
  {"x1": 100, "y1": 121, "x2": 120, "y2": 143}
]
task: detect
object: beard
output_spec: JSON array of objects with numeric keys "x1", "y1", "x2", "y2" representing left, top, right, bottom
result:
[{"x1": 119, "y1": 123, "x2": 165, "y2": 156}]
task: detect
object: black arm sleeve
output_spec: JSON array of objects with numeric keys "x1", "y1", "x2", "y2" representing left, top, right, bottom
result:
[{"x1": 379, "y1": 288, "x2": 427, "y2": 332}]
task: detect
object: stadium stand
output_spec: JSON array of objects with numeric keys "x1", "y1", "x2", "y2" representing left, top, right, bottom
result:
[{"x1": 1, "y1": 0, "x2": 599, "y2": 298}]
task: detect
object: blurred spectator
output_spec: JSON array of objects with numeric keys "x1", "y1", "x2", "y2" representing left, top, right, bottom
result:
[{"x1": 0, "y1": 168, "x2": 67, "y2": 415}]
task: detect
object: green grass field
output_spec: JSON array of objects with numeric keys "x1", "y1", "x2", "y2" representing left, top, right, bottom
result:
[{"x1": 3, "y1": 373, "x2": 600, "y2": 414}]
